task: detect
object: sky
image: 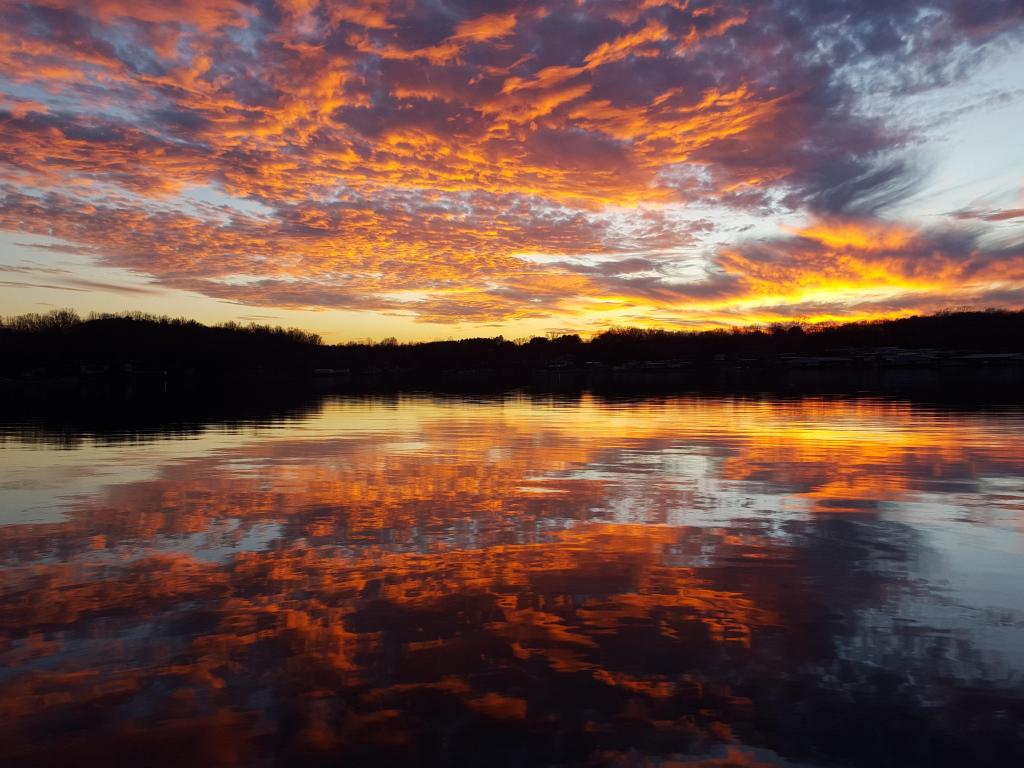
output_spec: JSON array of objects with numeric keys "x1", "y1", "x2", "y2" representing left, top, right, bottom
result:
[{"x1": 0, "y1": 0, "x2": 1022, "y2": 342}]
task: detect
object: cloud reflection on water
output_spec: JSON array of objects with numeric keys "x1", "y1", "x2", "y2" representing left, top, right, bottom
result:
[{"x1": 1, "y1": 395, "x2": 1023, "y2": 766}]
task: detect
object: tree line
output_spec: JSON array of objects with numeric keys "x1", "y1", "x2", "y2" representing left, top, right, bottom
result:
[{"x1": 2, "y1": 308, "x2": 1022, "y2": 379}]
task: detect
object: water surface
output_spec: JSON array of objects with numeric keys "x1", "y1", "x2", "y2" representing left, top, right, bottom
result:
[{"x1": 1, "y1": 394, "x2": 1023, "y2": 766}]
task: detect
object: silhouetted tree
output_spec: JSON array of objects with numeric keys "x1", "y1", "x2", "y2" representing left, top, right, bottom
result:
[{"x1": 2, "y1": 307, "x2": 1022, "y2": 381}]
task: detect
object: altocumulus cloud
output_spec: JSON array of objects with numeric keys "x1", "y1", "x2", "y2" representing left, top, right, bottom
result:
[{"x1": 0, "y1": 0, "x2": 1023, "y2": 328}]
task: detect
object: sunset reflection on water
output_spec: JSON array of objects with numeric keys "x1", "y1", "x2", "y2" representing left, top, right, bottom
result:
[{"x1": 1, "y1": 395, "x2": 1023, "y2": 767}]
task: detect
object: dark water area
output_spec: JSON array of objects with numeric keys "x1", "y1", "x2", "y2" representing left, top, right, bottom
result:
[{"x1": 1, "y1": 389, "x2": 1023, "y2": 767}]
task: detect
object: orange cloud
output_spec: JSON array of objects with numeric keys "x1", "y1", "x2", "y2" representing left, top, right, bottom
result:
[
  {"x1": 0, "y1": 0, "x2": 1022, "y2": 332},
  {"x1": 793, "y1": 218, "x2": 917, "y2": 252},
  {"x1": 450, "y1": 11, "x2": 519, "y2": 43},
  {"x1": 28, "y1": 0, "x2": 251, "y2": 31}
]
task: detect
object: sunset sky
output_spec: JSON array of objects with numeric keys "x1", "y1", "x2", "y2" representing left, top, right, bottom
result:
[{"x1": 1, "y1": 0, "x2": 1022, "y2": 341}]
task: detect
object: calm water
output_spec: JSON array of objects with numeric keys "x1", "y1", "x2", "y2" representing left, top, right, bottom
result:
[{"x1": 1, "y1": 394, "x2": 1023, "y2": 767}]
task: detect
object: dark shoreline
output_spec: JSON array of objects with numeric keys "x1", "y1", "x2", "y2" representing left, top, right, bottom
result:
[
  {"x1": 2, "y1": 365, "x2": 1023, "y2": 446},
  {"x1": 4, "y1": 308, "x2": 1024, "y2": 436},
  {"x1": 4, "y1": 308, "x2": 1023, "y2": 386}
]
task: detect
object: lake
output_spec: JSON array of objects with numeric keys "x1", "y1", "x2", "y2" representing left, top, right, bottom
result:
[{"x1": 1, "y1": 393, "x2": 1023, "y2": 766}]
